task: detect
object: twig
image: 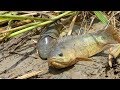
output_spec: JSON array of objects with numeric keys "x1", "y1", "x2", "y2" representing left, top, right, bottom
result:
[
  {"x1": 88, "y1": 16, "x2": 95, "y2": 30},
  {"x1": 67, "y1": 12, "x2": 78, "y2": 35},
  {"x1": 80, "y1": 11, "x2": 87, "y2": 32},
  {"x1": 108, "y1": 11, "x2": 120, "y2": 22},
  {"x1": 113, "y1": 12, "x2": 116, "y2": 28},
  {"x1": 15, "y1": 70, "x2": 43, "y2": 79},
  {"x1": 107, "y1": 11, "x2": 112, "y2": 15},
  {"x1": 20, "y1": 13, "x2": 38, "y2": 16}
]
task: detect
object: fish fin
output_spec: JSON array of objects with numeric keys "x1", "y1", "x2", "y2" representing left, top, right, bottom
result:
[
  {"x1": 109, "y1": 44, "x2": 120, "y2": 58},
  {"x1": 75, "y1": 57, "x2": 93, "y2": 61},
  {"x1": 102, "y1": 44, "x2": 113, "y2": 51},
  {"x1": 104, "y1": 25, "x2": 120, "y2": 43}
]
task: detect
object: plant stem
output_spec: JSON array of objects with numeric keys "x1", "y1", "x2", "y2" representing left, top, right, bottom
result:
[
  {"x1": 8, "y1": 21, "x2": 52, "y2": 38},
  {"x1": 94, "y1": 11, "x2": 108, "y2": 25},
  {"x1": 1, "y1": 21, "x2": 41, "y2": 33},
  {"x1": 51, "y1": 11, "x2": 72, "y2": 20},
  {"x1": 0, "y1": 15, "x2": 49, "y2": 21},
  {"x1": 8, "y1": 11, "x2": 72, "y2": 38}
]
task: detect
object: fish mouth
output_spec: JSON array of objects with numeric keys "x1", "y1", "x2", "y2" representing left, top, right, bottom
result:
[{"x1": 48, "y1": 57, "x2": 76, "y2": 69}]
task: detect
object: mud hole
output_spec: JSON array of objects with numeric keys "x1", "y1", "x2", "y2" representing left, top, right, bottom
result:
[{"x1": 0, "y1": 32, "x2": 120, "y2": 79}]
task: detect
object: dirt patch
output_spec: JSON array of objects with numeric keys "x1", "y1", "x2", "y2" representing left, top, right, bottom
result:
[{"x1": 0, "y1": 22, "x2": 120, "y2": 79}]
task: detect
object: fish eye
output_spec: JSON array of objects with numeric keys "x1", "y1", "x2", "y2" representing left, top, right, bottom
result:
[{"x1": 58, "y1": 53, "x2": 63, "y2": 57}]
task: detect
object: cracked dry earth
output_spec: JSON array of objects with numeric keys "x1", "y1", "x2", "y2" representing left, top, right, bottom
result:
[{"x1": 0, "y1": 24, "x2": 120, "y2": 79}]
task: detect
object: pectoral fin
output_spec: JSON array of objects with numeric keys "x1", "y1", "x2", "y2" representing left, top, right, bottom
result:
[{"x1": 75, "y1": 57, "x2": 93, "y2": 61}]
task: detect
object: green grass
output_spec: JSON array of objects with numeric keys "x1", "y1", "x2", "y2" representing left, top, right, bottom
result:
[
  {"x1": 7, "y1": 11, "x2": 73, "y2": 38},
  {"x1": 94, "y1": 11, "x2": 109, "y2": 25}
]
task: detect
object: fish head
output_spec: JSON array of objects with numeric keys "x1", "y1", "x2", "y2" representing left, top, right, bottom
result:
[{"x1": 48, "y1": 44, "x2": 76, "y2": 69}]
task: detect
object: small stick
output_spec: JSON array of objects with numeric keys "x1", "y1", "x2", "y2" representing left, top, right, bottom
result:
[
  {"x1": 108, "y1": 47, "x2": 113, "y2": 67},
  {"x1": 108, "y1": 55, "x2": 113, "y2": 67},
  {"x1": 15, "y1": 70, "x2": 42, "y2": 79},
  {"x1": 107, "y1": 11, "x2": 112, "y2": 15},
  {"x1": 108, "y1": 11, "x2": 120, "y2": 22},
  {"x1": 80, "y1": 11, "x2": 86, "y2": 34},
  {"x1": 20, "y1": 13, "x2": 38, "y2": 16},
  {"x1": 88, "y1": 16, "x2": 95, "y2": 31},
  {"x1": 113, "y1": 12, "x2": 116, "y2": 28},
  {"x1": 67, "y1": 12, "x2": 78, "y2": 35}
]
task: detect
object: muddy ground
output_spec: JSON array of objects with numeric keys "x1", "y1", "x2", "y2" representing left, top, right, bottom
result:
[{"x1": 0, "y1": 23, "x2": 120, "y2": 79}]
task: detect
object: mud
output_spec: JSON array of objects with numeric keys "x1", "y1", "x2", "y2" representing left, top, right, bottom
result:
[{"x1": 0, "y1": 23, "x2": 120, "y2": 79}]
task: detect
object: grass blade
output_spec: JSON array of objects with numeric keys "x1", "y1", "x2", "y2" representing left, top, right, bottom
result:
[
  {"x1": 0, "y1": 15, "x2": 49, "y2": 21},
  {"x1": 94, "y1": 11, "x2": 109, "y2": 25},
  {"x1": 8, "y1": 11, "x2": 73, "y2": 38}
]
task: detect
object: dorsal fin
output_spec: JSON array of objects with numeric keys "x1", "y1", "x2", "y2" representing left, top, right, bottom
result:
[{"x1": 57, "y1": 35, "x2": 81, "y2": 44}]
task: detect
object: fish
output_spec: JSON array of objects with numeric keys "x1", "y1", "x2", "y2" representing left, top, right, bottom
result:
[
  {"x1": 48, "y1": 25, "x2": 120, "y2": 69},
  {"x1": 37, "y1": 24, "x2": 62, "y2": 60},
  {"x1": 37, "y1": 24, "x2": 82, "y2": 60}
]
